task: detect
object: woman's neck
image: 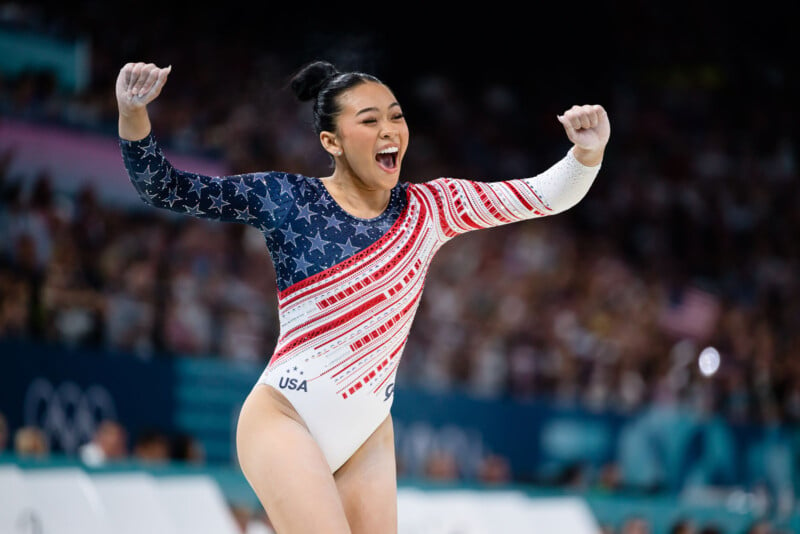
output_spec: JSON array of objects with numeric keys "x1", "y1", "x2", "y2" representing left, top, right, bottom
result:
[{"x1": 321, "y1": 168, "x2": 392, "y2": 219}]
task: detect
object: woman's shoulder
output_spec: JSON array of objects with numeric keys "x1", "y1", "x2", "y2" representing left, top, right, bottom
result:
[
  {"x1": 255, "y1": 171, "x2": 314, "y2": 195},
  {"x1": 404, "y1": 177, "x2": 453, "y2": 194}
]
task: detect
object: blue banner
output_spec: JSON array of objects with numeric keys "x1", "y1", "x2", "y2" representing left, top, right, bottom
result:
[{"x1": 0, "y1": 339, "x2": 175, "y2": 455}]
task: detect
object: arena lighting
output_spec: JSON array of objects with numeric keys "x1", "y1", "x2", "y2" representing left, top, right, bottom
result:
[{"x1": 698, "y1": 347, "x2": 721, "y2": 377}]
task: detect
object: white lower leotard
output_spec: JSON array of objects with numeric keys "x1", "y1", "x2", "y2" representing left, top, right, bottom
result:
[{"x1": 120, "y1": 134, "x2": 600, "y2": 471}]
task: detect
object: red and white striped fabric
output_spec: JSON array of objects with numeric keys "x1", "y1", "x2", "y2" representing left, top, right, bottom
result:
[{"x1": 257, "y1": 149, "x2": 600, "y2": 472}]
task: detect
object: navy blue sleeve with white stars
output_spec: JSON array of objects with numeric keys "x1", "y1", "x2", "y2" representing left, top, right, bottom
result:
[
  {"x1": 120, "y1": 132, "x2": 408, "y2": 291},
  {"x1": 120, "y1": 132, "x2": 292, "y2": 231}
]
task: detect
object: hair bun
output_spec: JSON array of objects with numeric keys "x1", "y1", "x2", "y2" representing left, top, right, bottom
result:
[{"x1": 290, "y1": 61, "x2": 339, "y2": 102}]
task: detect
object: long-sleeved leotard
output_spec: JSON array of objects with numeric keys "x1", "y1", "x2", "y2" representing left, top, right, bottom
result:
[{"x1": 120, "y1": 133, "x2": 600, "y2": 471}]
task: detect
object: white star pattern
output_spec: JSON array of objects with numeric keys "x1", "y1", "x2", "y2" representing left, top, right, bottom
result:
[
  {"x1": 184, "y1": 204, "x2": 203, "y2": 217},
  {"x1": 339, "y1": 237, "x2": 361, "y2": 257},
  {"x1": 232, "y1": 179, "x2": 252, "y2": 199},
  {"x1": 137, "y1": 164, "x2": 159, "y2": 186},
  {"x1": 282, "y1": 224, "x2": 302, "y2": 249},
  {"x1": 293, "y1": 253, "x2": 313, "y2": 277},
  {"x1": 351, "y1": 221, "x2": 370, "y2": 237},
  {"x1": 187, "y1": 176, "x2": 205, "y2": 197},
  {"x1": 140, "y1": 139, "x2": 158, "y2": 158},
  {"x1": 246, "y1": 207, "x2": 263, "y2": 226},
  {"x1": 233, "y1": 207, "x2": 251, "y2": 221},
  {"x1": 208, "y1": 191, "x2": 228, "y2": 212},
  {"x1": 295, "y1": 203, "x2": 315, "y2": 225},
  {"x1": 308, "y1": 230, "x2": 327, "y2": 255},
  {"x1": 252, "y1": 190, "x2": 278, "y2": 212},
  {"x1": 278, "y1": 178, "x2": 294, "y2": 197},
  {"x1": 164, "y1": 189, "x2": 183, "y2": 207},
  {"x1": 325, "y1": 215, "x2": 343, "y2": 231}
]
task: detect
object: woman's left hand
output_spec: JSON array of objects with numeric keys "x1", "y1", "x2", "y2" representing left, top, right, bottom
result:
[{"x1": 558, "y1": 105, "x2": 610, "y2": 165}]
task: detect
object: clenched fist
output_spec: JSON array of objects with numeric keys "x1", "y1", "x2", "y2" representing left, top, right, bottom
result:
[
  {"x1": 557, "y1": 104, "x2": 610, "y2": 166},
  {"x1": 116, "y1": 62, "x2": 171, "y2": 117}
]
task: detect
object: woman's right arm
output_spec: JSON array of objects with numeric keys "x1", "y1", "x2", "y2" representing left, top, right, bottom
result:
[
  {"x1": 116, "y1": 62, "x2": 290, "y2": 230},
  {"x1": 116, "y1": 62, "x2": 169, "y2": 141}
]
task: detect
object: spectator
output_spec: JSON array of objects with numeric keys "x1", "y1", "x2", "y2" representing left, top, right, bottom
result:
[
  {"x1": 423, "y1": 449, "x2": 460, "y2": 482},
  {"x1": 78, "y1": 420, "x2": 128, "y2": 466},
  {"x1": 670, "y1": 519, "x2": 697, "y2": 534},
  {"x1": 476, "y1": 453, "x2": 512, "y2": 485},
  {"x1": 595, "y1": 462, "x2": 623, "y2": 493},
  {"x1": 746, "y1": 520, "x2": 773, "y2": 534},
  {"x1": 14, "y1": 426, "x2": 48, "y2": 458},
  {"x1": 620, "y1": 516, "x2": 652, "y2": 534},
  {"x1": 133, "y1": 428, "x2": 171, "y2": 464},
  {"x1": 169, "y1": 432, "x2": 206, "y2": 465}
]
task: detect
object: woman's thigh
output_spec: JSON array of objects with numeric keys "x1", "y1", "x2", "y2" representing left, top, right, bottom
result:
[
  {"x1": 334, "y1": 415, "x2": 398, "y2": 534},
  {"x1": 236, "y1": 384, "x2": 351, "y2": 534}
]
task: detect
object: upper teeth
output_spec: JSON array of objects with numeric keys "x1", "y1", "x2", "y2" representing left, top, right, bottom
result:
[{"x1": 378, "y1": 147, "x2": 398, "y2": 154}]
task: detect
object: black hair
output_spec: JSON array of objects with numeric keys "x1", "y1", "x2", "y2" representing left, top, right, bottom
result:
[{"x1": 289, "y1": 60, "x2": 383, "y2": 136}]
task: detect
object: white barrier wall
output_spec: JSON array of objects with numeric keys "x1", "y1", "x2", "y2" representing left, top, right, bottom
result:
[
  {"x1": 154, "y1": 475, "x2": 242, "y2": 534},
  {"x1": 2, "y1": 465, "x2": 601, "y2": 534},
  {"x1": 91, "y1": 472, "x2": 180, "y2": 534},
  {"x1": 0, "y1": 467, "x2": 240, "y2": 534},
  {"x1": 0, "y1": 465, "x2": 36, "y2": 534},
  {"x1": 398, "y1": 488, "x2": 601, "y2": 534},
  {"x1": 19, "y1": 468, "x2": 111, "y2": 534}
]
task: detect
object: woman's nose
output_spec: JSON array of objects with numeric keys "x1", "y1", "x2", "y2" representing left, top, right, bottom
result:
[{"x1": 380, "y1": 124, "x2": 397, "y2": 138}]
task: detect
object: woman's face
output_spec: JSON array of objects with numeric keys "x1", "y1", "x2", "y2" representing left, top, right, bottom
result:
[{"x1": 327, "y1": 81, "x2": 409, "y2": 190}]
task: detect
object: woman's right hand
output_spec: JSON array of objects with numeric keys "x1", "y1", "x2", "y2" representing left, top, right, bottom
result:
[{"x1": 115, "y1": 62, "x2": 171, "y2": 117}]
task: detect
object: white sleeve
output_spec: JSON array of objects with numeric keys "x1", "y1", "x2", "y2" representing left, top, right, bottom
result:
[
  {"x1": 417, "y1": 149, "x2": 601, "y2": 239},
  {"x1": 522, "y1": 148, "x2": 601, "y2": 215}
]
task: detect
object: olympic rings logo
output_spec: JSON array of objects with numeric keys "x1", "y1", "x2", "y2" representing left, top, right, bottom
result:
[{"x1": 22, "y1": 378, "x2": 117, "y2": 454}]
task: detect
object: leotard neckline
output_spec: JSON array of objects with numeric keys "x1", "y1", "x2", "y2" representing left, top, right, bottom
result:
[{"x1": 314, "y1": 176, "x2": 404, "y2": 224}]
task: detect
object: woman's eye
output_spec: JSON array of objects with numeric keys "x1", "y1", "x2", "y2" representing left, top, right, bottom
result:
[{"x1": 361, "y1": 114, "x2": 403, "y2": 124}]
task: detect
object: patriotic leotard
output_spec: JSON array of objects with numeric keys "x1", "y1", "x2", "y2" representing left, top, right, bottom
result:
[{"x1": 120, "y1": 133, "x2": 600, "y2": 471}]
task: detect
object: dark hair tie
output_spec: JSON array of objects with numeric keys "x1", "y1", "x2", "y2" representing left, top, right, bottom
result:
[{"x1": 290, "y1": 61, "x2": 340, "y2": 102}]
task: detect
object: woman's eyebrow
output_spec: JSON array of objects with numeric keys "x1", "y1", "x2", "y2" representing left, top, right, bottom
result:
[{"x1": 355, "y1": 102, "x2": 400, "y2": 116}]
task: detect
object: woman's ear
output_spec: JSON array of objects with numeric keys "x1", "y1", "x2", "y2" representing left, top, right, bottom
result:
[{"x1": 320, "y1": 131, "x2": 342, "y2": 157}]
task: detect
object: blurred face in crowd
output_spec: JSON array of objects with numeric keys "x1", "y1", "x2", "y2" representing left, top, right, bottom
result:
[
  {"x1": 747, "y1": 521, "x2": 771, "y2": 534},
  {"x1": 134, "y1": 431, "x2": 170, "y2": 463},
  {"x1": 14, "y1": 427, "x2": 48, "y2": 457},
  {"x1": 323, "y1": 81, "x2": 409, "y2": 192},
  {"x1": 622, "y1": 518, "x2": 651, "y2": 534},
  {"x1": 671, "y1": 520, "x2": 697, "y2": 534},
  {"x1": 96, "y1": 421, "x2": 128, "y2": 459}
]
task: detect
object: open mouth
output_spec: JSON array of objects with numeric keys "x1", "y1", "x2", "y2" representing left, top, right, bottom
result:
[{"x1": 375, "y1": 146, "x2": 399, "y2": 172}]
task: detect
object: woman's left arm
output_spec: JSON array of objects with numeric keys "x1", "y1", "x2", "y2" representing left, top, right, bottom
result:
[{"x1": 417, "y1": 105, "x2": 610, "y2": 238}]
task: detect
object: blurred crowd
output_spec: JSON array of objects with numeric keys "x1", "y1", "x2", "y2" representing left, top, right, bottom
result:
[
  {"x1": 2, "y1": 3, "x2": 797, "y2": 427},
  {"x1": 1, "y1": 409, "x2": 204, "y2": 467},
  {"x1": 1, "y1": 4, "x2": 799, "y2": 532}
]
